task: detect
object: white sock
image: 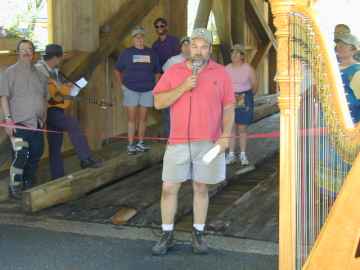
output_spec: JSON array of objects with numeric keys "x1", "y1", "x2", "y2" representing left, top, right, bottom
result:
[
  {"x1": 240, "y1": 151, "x2": 246, "y2": 158},
  {"x1": 228, "y1": 151, "x2": 235, "y2": 156},
  {"x1": 162, "y1": 224, "x2": 174, "y2": 231},
  {"x1": 193, "y1": 224, "x2": 205, "y2": 231}
]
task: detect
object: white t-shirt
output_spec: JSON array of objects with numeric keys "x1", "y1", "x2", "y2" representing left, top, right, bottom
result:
[{"x1": 162, "y1": 54, "x2": 186, "y2": 72}]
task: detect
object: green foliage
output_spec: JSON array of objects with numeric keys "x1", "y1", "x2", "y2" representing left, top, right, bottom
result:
[{"x1": 4, "y1": 0, "x2": 45, "y2": 43}]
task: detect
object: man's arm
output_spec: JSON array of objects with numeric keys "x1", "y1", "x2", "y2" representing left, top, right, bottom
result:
[
  {"x1": 1, "y1": 96, "x2": 11, "y2": 117},
  {"x1": 250, "y1": 66, "x2": 258, "y2": 94},
  {"x1": 40, "y1": 97, "x2": 48, "y2": 128},
  {"x1": 114, "y1": 70, "x2": 123, "y2": 86},
  {"x1": 216, "y1": 104, "x2": 235, "y2": 152},
  {"x1": 0, "y1": 71, "x2": 14, "y2": 136},
  {"x1": 39, "y1": 77, "x2": 49, "y2": 128},
  {"x1": 154, "y1": 74, "x2": 196, "y2": 109},
  {"x1": 162, "y1": 59, "x2": 171, "y2": 73},
  {"x1": 1, "y1": 96, "x2": 15, "y2": 136}
]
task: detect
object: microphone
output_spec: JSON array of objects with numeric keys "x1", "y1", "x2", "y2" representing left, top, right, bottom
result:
[{"x1": 191, "y1": 57, "x2": 203, "y2": 75}]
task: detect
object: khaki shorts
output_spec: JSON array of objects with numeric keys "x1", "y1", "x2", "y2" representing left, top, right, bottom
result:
[{"x1": 162, "y1": 141, "x2": 226, "y2": 184}]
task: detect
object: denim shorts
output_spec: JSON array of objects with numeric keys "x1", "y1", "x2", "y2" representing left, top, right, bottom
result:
[
  {"x1": 235, "y1": 90, "x2": 254, "y2": 125},
  {"x1": 122, "y1": 85, "x2": 153, "y2": 108}
]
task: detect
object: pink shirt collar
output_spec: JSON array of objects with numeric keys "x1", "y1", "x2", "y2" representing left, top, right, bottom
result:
[{"x1": 178, "y1": 59, "x2": 220, "y2": 72}]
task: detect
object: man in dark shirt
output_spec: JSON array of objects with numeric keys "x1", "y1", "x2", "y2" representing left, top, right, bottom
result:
[
  {"x1": 36, "y1": 44, "x2": 102, "y2": 180},
  {"x1": 152, "y1": 18, "x2": 180, "y2": 138},
  {"x1": 152, "y1": 18, "x2": 180, "y2": 67}
]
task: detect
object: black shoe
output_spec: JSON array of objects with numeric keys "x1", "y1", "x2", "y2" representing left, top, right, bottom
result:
[
  {"x1": 9, "y1": 184, "x2": 23, "y2": 200},
  {"x1": 152, "y1": 231, "x2": 175, "y2": 256},
  {"x1": 80, "y1": 158, "x2": 103, "y2": 169},
  {"x1": 192, "y1": 228, "x2": 209, "y2": 254}
]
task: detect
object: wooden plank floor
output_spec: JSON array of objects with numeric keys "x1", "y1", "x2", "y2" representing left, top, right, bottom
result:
[
  {"x1": 28, "y1": 114, "x2": 280, "y2": 242},
  {"x1": 176, "y1": 153, "x2": 278, "y2": 235},
  {"x1": 0, "y1": 114, "x2": 280, "y2": 243}
]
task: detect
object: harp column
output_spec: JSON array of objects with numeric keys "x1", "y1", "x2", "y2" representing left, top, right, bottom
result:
[{"x1": 270, "y1": 1, "x2": 299, "y2": 270}]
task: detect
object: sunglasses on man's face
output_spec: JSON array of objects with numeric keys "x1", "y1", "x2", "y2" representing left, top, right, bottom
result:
[
  {"x1": 155, "y1": 24, "x2": 166, "y2": 29},
  {"x1": 19, "y1": 48, "x2": 34, "y2": 53}
]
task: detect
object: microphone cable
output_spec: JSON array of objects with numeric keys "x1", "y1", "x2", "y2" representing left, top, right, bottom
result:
[{"x1": 188, "y1": 58, "x2": 204, "y2": 181}]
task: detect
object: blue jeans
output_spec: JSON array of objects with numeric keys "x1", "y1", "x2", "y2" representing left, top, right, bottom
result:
[
  {"x1": 47, "y1": 108, "x2": 91, "y2": 179},
  {"x1": 13, "y1": 127, "x2": 44, "y2": 186},
  {"x1": 162, "y1": 108, "x2": 170, "y2": 138}
]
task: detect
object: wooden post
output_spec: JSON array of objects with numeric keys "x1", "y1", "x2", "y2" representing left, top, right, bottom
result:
[
  {"x1": 72, "y1": 0, "x2": 99, "y2": 52},
  {"x1": 167, "y1": 0, "x2": 188, "y2": 38},
  {"x1": 61, "y1": 0, "x2": 160, "y2": 81},
  {"x1": 269, "y1": 1, "x2": 297, "y2": 270},
  {"x1": 231, "y1": 0, "x2": 246, "y2": 45},
  {"x1": 268, "y1": 4, "x2": 278, "y2": 93},
  {"x1": 194, "y1": 0, "x2": 213, "y2": 29},
  {"x1": 47, "y1": 0, "x2": 54, "y2": 43},
  {"x1": 51, "y1": 0, "x2": 74, "y2": 51},
  {"x1": 50, "y1": 0, "x2": 98, "y2": 52},
  {"x1": 268, "y1": 46, "x2": 278, "y2": 93},
  {"x1": 212, "y1": 0, "x2": 232, "y2": 64},
  {"x1": 246, "y1": 0, "x2": 277, "y2": 48},
  {"x1": 251, "y1": 41, "x2": 272, "y2": 68}
]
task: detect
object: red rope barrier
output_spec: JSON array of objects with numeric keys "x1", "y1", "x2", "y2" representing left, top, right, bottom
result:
[{"x1": 0, "y1": 121, "x2": 328, "y2": 141}]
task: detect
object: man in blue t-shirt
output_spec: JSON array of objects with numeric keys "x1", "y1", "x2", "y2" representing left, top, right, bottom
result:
[
  {"x1": 152, "y1": 17, "x2": 180, "y2": 138},
  {"x1": 115, "y1": 26, "x2": 161, "y2": 155}
]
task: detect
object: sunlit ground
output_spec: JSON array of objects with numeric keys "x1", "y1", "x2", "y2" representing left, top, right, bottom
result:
[
  {"x1": 0, "y1": 0, "x2": 48, "y2": 49},
  {"x1": 314, "y1": 0, "x2": 360, "y2": 38}
]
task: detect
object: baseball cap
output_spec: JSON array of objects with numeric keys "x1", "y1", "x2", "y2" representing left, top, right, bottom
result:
[
  {"x1": 131, "y1": 26, "x2": 145, "y2": 37},
  {"x1": 43, "y1": 44, "x2": 63, "y2": 57},
  {"x1": 191, "y1": 28, "x2": 213, "y2": 45},
  {"x1": 334, "y1": 24, "x2": 351, "y2": 39},
  {"x1": 231, "y1": 44, "x2": 245, "y2": 54},
  {"x1": 335, "y1": 33, "x2": 360, "y2": 49},
  {"x1": 180, "y1": 36, "x2": 190, "y2": 46}
]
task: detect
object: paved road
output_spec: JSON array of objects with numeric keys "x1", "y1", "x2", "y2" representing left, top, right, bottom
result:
[{"x1": 0, "y1": 224, "x2": 277, "y2": 270}]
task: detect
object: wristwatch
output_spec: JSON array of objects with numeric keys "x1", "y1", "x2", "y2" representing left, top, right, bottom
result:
[{"x1": 4, "y1": 114, "x2": 12, "y2": 121}]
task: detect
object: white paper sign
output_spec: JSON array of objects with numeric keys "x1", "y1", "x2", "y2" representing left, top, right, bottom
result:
[
  {"x1": 70, "y1": 77, "x2": 88, "y2": 97},
  {"x1": 202, "y1": 144, "x2": 221, "y2": 165}
]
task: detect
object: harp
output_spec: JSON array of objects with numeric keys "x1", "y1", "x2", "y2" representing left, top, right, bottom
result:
[{"x1": 270, "y1": 1, "x2": 360, "y2": 269}]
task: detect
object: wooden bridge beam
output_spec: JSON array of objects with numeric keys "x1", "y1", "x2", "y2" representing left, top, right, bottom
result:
[
  {"x1": 22, "y1": 144, "x2": 165, "y2": 213},
  {"x1": 49, "y1": 0, "x2": 98, "y2": 52},
  {"x1": 212, "y1": 0, "x2": 232, "y2": 64},
  {"x1": 61, "y1": 0, "x2": 160, "y2": 81},
  {"x1": 251, "y1": 41, "x2": 272, "y2": 68},
  {"x1": 231, "y1": 0, "x2": 246, "y2": 45},
  {"x1": 193, "y1": 0, "x2": 213, "y2": 29},
  {"x1": 166, "y1": 0, "x2": 188, "y2": 38},
  {"x1": 246, "y1": 0, "x2": 277, "y2": 49}
]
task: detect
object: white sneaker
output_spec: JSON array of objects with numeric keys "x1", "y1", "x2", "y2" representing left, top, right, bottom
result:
[
  {"x1": 226, "y1": 153, "x2": 236, "y2": 165},
  {"x1": 135, "y1": 141, "x2": 150, "y2": 152},
  {"x1": 239, "y1": 153, "x2": 249, "y2": 166}
]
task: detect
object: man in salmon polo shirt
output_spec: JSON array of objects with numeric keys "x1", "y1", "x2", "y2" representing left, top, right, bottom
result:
[{"x1": 152, "y1": 28, "x2": 235, "y2": 255}]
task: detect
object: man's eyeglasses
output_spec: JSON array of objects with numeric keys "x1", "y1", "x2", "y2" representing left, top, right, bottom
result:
[
  {"x1": 19, "y1": 48, "x2": 34, "y2": 53},
  {"x1": 155, "y1": 24, "x2": 166, "y2": 29}
]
